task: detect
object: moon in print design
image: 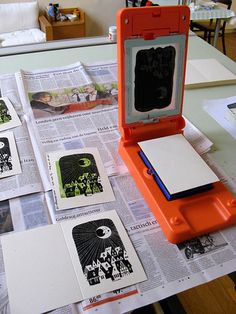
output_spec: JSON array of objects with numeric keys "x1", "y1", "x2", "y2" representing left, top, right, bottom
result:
[
  {"x1": 0, "y1": 142, "x2": 5, "y2": 149},
  {"x1": 96, "y1": 226, "x2": 112, "y2": 239},
  {"x1": 79, "y1": 157, "x2": 91, "y2": 167},
  {"x1": 72, "y1": 218, "x2": 125, "y2": 273}
]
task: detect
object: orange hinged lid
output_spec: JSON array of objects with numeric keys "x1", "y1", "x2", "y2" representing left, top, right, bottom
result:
[{"x1": 117, "y1": 6, "x2": 190, "y2": 143}]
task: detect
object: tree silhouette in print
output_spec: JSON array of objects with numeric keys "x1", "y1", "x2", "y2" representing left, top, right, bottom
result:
[
  {"x1": 57, "y1": 153, "x2": 103, "y2": 198},
  {"x1": 0, "y1": 100, "x2": 12, "y2": 124},
  {"x1": 72, "y1": 219, "x2": 133, "y2": 285},
  {"x1": 0, "y1": 137, "x2": 12, "y2": 174},
  {"x1": 134, "y1": 46, "x2": 176, "y2": 112}
]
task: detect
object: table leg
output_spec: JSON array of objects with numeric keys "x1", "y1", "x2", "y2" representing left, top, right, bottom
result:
[{"x1": 213, "y1": 18, "x2": 221, "y2": 47}]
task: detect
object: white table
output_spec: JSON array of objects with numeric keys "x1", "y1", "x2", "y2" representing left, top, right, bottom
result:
[
  {"x1": 190, "y1": 6, "x2": 235, "y2": 47},
  {"x1": 0, "y1": 35, "x2": 236, "y2": 314}
]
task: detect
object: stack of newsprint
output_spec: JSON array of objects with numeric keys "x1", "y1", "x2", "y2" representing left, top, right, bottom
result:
[{"x1": 0, "y1": 61, "x2": 235, "y2": 314}]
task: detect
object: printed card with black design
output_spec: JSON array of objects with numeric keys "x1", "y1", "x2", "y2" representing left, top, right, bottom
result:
[
  {"x1": 0, "y1": 97, "x2": 21, "y2": 132},
  {"x1": 0, "y1": 131, "x2": 21, "y2": 179},
  {"x1": 47, "y1": 147, "x2": 115, "y2": 210},
  {"x1": 2, "y1": 210, "x2": 147, "y2": 314},
  {"x1": 62, "y1": 210, "x2": 147, "y2": 297}
]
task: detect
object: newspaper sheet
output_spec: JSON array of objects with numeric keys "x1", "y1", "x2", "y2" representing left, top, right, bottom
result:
[
  {"x1": 203, "y1": 96, "x2": 236, "y2": 140},
  {"x1": 15, "y1": 62, "x2": 121, "y2": 191},
  {"x1": 0, "y1": 62, "x2": 235, "y2": 314},
  {"x1": 0, "y1": 74, "x2": 43, "y2": 201}
]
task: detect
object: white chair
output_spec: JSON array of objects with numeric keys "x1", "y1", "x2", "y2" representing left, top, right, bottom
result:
[{"x1": 0, "y1": 1, "x2": 47, "y2": 47}]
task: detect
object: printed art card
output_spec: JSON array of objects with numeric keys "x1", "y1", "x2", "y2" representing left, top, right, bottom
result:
[
  {"x1": 47, "y1": 147, "x2": 115, "y2": 210},
  {"x1": 2, "y1": 210, "x2": 147, "y2": 314},
  {"x1": 0, "y1": 97, "x2": 21, "y2": 132},
  {"x1": 0, "y1": 131, "x2": 21, "y2": 179}
]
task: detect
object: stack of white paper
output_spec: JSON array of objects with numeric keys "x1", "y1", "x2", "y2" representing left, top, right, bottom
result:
[
  {"x1": 139, "y1": 134, "x2": 219, "y2": 199},
  {"x1": 185, "y1": 59, "x2": 236, "y2": 89}
]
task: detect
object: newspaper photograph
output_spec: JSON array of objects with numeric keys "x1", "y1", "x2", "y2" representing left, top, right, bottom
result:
[{"x1": 17, "y1": 62, "x2": 117, "y2": 119}]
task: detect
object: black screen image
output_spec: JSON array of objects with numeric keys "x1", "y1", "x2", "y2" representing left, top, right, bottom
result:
[
  {"x1": 58, "y1": 153, "x2": 103, "y2": 198},
  {"x1": 72, "y1": 218, "x2": 133, "y2": 285},
  {"x1": 134, "y1": 46, "x2": 176, "y2": 111},
  {"x1": 0, "y1": 137, "x2": 12, "y2": 174}
]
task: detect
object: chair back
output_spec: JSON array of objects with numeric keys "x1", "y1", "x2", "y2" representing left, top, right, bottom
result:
[{"x1": 214, "y1": 0, "x2": 232, "y2": 10}]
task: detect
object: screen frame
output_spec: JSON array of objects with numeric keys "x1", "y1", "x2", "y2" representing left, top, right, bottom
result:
[{"x1": 124, "y1": 34, "x2": 186, "y2": 124}]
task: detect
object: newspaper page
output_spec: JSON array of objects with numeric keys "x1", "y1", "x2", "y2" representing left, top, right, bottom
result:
[
  {"x1": 17, "y1": 61, "x2": 117, "y2": 119},
  {"x1": 0, "y1": 74, "x2": 43, "y2": 201},
  {"x1": 37, "y1": 106, "x2": 124, "y2": 174},
  {"x1": 84, "y1": 61, "x2": 118, "y2": 101},
  {"x1": 15, "y1": 62, "x2": 120, "y2": 191}
]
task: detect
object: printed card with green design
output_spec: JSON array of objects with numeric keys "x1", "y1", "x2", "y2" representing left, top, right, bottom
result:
[{"x1": 47, "y1": 147, "x2": 115, "y2": 210}]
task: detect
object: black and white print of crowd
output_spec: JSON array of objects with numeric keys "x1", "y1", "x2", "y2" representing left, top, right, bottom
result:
[{"x1": 0, "y1": 137, "x2": 12, "y2": 174}]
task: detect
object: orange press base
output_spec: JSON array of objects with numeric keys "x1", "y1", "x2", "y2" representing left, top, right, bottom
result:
[{"x1": 119, "y1": 141, "x2": 236, "y2": 243}]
